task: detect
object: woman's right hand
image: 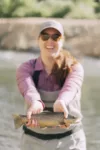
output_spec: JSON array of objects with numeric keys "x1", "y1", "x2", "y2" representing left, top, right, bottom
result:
[{"x1": 26, "y1": 100, "x2": 43, "y2": 127}]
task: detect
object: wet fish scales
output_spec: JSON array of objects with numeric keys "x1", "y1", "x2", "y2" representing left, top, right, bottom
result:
[{"x1": 13, "y1": 112, "x2": 76, "y2": 129}]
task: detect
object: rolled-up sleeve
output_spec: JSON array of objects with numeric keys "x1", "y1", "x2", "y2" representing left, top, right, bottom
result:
[
  {"x1": 16, "y1": 60, "x2": 41, "y2": 105},
  {"x1": 57, "y1": 63, "x2": 84, "y2": 105}
]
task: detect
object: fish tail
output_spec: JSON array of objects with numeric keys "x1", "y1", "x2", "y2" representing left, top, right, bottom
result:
[{"x1": 13, "y1": 114, "x2": 24, "y2": 129}]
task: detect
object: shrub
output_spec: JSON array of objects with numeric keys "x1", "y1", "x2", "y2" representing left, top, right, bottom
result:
[
  {"x1": 65, "y1": 0, "x2": 97, "y2": 19},
  {"x1": 0, "y1": 0, "x2": 99, "y2": 19}
]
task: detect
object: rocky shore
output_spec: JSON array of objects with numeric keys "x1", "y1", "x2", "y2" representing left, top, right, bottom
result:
[{"x1": 0, "y1": 18, "x2": 100, "y2": 58}]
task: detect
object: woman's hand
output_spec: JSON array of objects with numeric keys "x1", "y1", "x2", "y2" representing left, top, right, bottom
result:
[
  {"x1": 26, "y1": 100, "x2": 43, "y2": 127},
  {"x1": 53, "y1": 100, "x2": 68, "y2": 118}
]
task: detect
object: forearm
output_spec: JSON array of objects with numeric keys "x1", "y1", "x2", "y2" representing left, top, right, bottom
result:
[
  {"x1": 16, "y1": 60, "x2": 43, "y2": 106},
  {"x1": 57, "y1": 63, "x2": 84, "y2": 105}
]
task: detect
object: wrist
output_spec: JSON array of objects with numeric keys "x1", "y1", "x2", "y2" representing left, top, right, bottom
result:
[
  {"x1": 38, "y1": 100, "x2": 45, "y2": 109},
  {"x1": 31, "y1": 100, "x2": 45, "y2": 109}
]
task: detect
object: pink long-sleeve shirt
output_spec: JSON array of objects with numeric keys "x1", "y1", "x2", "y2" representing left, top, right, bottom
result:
[{"x1": 16, "y1": 57, "x2": 84, "y2": 109}]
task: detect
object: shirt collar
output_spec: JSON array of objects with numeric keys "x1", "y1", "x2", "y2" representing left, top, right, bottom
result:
[{"x1": 34, "y1": 57, "x2": 44, "y2": 71}]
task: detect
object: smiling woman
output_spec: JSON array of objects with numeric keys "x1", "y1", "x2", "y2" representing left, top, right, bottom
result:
[
  {"x1": 38, "y1": 27, "x2": 64, "y2": 74},
  {"x1": 16, "y1": 20, "x2": 86, "y2": 150}
]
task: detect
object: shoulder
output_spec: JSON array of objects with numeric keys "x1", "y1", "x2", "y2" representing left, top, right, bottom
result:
[
  {"x1": 72, "y1": 63, "x2": 84, "y2": 73},
  {"x1": 68, "y1": 63, "x2": 84, "y2": 78},
  {"x1": 19, "y1": 59, "x2": 36, "y2": 67},
  {"x1": 17, "y1": 58, "x2": 37, "y2": 73}
]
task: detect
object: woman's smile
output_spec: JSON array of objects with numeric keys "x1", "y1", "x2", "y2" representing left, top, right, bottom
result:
[{"x1": 46, "y1": 46, "x2": 54, "y2": 51}]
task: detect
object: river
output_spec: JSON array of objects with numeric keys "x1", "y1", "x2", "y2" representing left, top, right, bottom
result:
[{"x1": 0, "y1": 51, "x2": 100, "y2": 150}]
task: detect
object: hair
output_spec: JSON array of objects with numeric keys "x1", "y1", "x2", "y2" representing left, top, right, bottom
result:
[{"x1": 51, "y1": 49, "x2": 78, "y2": 87}]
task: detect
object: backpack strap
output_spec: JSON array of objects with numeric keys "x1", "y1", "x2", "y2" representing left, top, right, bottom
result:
[{"x1": 32, "y1": 59, "x2": 41, "y2": 87}]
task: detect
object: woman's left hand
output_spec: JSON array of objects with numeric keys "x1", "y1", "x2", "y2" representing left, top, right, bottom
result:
[{"x1": 53, "y1": 100, "x2": 68, "y2": 118}]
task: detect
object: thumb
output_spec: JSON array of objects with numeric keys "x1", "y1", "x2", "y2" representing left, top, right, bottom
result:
[
  {"x1": 61, "y1": 102, "x2": 68, "y2": 118},
  {"x1": 27, "y1": 109, "x2": 32, "y2": 119},
  {"x1": 64, "y1": 109, "x2": 68, "y2": 118}
]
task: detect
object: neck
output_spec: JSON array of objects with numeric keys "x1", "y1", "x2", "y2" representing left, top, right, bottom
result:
[{"x1": 41, "y1": 55, "x2": 54, "y2": 74}]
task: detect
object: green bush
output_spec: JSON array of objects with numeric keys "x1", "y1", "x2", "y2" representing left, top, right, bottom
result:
[
  {"x1": 0, "y1": 0, "x2": 25, "y2": 17},
  {"x1": 0, "y1": 0, "x2": 99, "y2": 19},
  {"x1": 95, "y1": 3, "x2": 100, "y2": 13},
  {"x1": 51, "y1": 7, "x2": 71, "y2": 18},
  {"x1": 65, "y1": 1, "x2": 96, "y2": 19},
  {"x1": 51, "y1": 1, "x2": 72, "y2": 18}
]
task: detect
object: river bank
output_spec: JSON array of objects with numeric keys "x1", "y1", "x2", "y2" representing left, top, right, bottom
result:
[
  {"x1": 0, "y1": 50, "x2": 100, "y2": 76},
  {"x1": 0, "y1": 18, "x2": 100, "y2": 58}
]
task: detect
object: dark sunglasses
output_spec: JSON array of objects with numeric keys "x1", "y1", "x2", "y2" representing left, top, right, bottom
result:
[{"x1": 40, "y1": 32, "x2": 62, "y2": 41}]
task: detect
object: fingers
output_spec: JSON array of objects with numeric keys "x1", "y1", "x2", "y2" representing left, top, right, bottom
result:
[
  {"x1": 27, "y1": 103, "x2": 43, "y2": 119},
  {"x1": 27, "y1": 110, "x2": 32, "y2": 120},
  {"x1": 26, "y1": 119, "x2": 31, "y2": 126},
  {"x1": 53, "y1": 100, "x2": 68, "y2": 118},
  {"x1": 53, "y1": 101, "x2": 60, "y2": 112},
  {"x1": 37, "y1": 108, "x2": 43, "y2": 114},
  {"x1": 61, "y1": 101, "x2": 68, "y2": 118},
  {"x1": 26, "y1": 119, "x2": 39, "y2": 128},
  {"x1": 53, "y1": 101, "x2": 63, "y2": 112},
  {"x1": 26, "y1": 102, "x2": 43, "y2": 127}
]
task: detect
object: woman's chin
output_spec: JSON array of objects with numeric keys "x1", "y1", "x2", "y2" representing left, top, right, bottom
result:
[
  {"x1": 49, "y1": 52, "x2": 57, "y2": 58},
  {"x1": 51, "y1": 52, "x2": 60, "y2": 58},
  {"x1": 45, "y1": 51, "x2": 59, "y2": 58}
]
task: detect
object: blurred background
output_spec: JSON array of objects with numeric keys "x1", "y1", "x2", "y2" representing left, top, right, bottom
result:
[{"x1": 0, "y1": 0, "x2": 100, "y2": 150}]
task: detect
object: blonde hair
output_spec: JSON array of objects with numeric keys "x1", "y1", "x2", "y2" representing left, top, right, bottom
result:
[{"x1": 51, "y1": 50, "x2": 78, "y2": 87}]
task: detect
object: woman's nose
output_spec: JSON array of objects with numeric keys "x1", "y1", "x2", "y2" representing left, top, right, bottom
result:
[{"x1": 47, "y1": 38, "x2": 54, "y2": 44}]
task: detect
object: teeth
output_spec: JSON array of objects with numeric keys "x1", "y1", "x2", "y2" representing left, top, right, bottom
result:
[{"x1": 47, "y1": 46, "x2": 53, "y2": 49}]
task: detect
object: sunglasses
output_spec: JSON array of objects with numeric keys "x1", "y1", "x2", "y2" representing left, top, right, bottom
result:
[{"x1": 40, "y1": 32, "x2": 62, "y2": 41}]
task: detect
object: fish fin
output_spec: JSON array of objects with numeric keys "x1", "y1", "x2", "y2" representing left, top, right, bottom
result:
[
  {"x1": 64, "y1": 119, "x2": 73, "y2": 127},
  {"x1": 64, "y1": 118, "x2": 77, "y2": 127},
  {"x1": 12, "y1": 114, "x2": 24, "y2": 129},
  {"x1": 58, "y1": 125, "x2": 67, "y2": 129}
]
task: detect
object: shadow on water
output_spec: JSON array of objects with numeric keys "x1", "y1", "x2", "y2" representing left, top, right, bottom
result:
[{"x1": 0, "y1": 51, "x2": 100, "y2": 150}]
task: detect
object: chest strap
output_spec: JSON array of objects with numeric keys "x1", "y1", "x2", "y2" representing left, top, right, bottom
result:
[
  {"x1": 32, "y1": 58, "x2": 65, "y2": 88},
  {"x1": 32, "y1": 70, "x2": 41, "y2": 87}
]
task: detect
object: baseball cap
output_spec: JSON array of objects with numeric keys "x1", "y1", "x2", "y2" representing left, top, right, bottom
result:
[{"x1": 38, "y1": 20, "x2": 64, "y2": 36}]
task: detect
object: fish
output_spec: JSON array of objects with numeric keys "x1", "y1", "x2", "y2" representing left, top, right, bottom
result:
[{"x1": 13, "y1": 111, "x2": 77, "y2": 129}]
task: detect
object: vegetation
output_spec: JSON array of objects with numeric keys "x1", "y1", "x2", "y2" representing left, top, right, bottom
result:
[{"x1": 0, "y1": 0, "x2": 100, "y2": 19}]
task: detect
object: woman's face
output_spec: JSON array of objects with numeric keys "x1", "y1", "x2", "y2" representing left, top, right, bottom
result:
[{"x1": 38, "y1": 28, "x2": 64, "y2": 58}]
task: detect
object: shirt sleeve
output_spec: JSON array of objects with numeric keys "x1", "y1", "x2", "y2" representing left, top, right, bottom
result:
[
  {"x1": 57, "y1": 63, "x2": 84, "y2": 105},
  {"x1": 16, "y1": 59, "x2": 41, "y2": 105}
]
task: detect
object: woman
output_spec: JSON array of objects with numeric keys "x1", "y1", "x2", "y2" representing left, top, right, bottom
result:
[{"x1": 16, "y1": 20, "x2": 86, "y2": 150}]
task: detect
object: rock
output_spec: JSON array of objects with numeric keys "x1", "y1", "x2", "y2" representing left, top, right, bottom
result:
[{"x1": 0, "y1": 18, "x2": 100, "y2": 58}]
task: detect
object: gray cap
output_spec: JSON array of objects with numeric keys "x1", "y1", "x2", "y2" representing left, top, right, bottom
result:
[{"x1": 39, "y1": 20, "x2": 64, "y2": 36}]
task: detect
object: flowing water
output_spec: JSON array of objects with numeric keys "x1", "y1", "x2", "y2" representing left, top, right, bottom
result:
[{"x1": 0, "y1": 51, "x2": 100, "y2": 150}]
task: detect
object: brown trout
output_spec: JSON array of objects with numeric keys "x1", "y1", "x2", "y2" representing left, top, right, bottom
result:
[{"x1": 13, "y1": 111, "x2": 77, "y2": 129}]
